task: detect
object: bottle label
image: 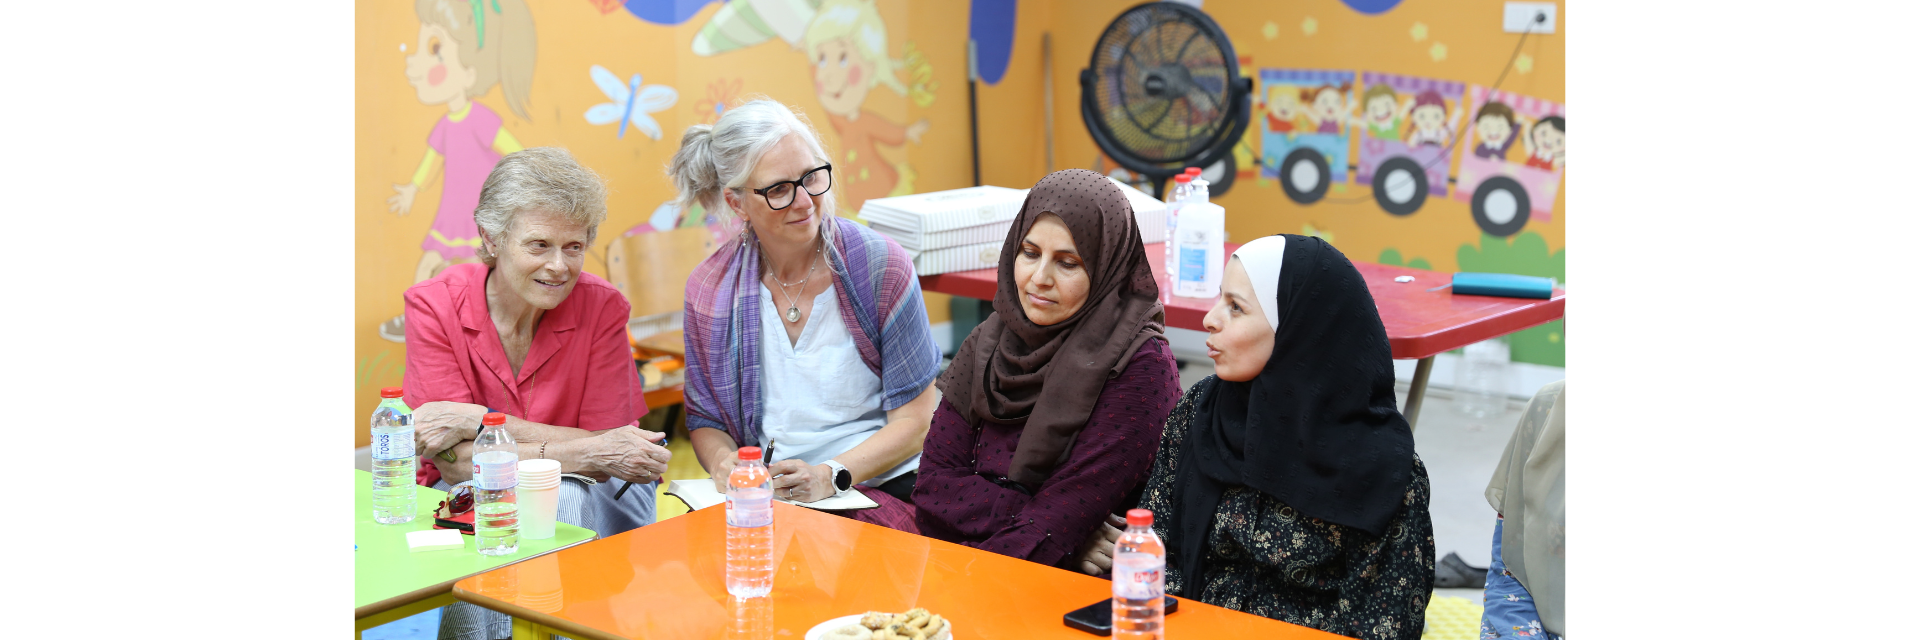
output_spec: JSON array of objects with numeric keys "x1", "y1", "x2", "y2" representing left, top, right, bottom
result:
[
  {"x1": 1112, "y1": 553, "x2": 1165, "y2": 600},
  {"x1": 372, "y1": 431, "x2": 414, "y2": 461},
  {"x1": 1179, "y1": 245, "x2": 1208, "y2": 283},
  {"x1": 473, "y1": 451, "x2": 518, "y2": 490},
  {"x1": 726, "y1": 487, "x2": 773, "y2": 527}
]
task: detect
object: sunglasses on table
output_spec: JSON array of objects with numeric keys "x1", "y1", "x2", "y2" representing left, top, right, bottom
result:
[{"x1": 749, "y1": 163, "x2": 833, "y2": 210}]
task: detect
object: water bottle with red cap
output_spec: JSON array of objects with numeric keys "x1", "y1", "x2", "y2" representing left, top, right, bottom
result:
[
  {"x1": 369, "y1": 387, "x2": 416, "y2": 524},
  {"x1": 1166, "y1": 173, "x2": 1194, "y2": 296},
  {"x1": 472, "y1": 412, "x2": 520, "y2": 556},
  {"x1": 1112, "y1": 508, "x2": 1166, "y2": 639},
  {"x1": 726, "y1": 446, "x2": 775, "y2": 597}
]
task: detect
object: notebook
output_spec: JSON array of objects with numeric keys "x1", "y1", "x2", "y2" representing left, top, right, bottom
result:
[{"x1": 665, "y1": 478, "x2": 881, "y2": 512}]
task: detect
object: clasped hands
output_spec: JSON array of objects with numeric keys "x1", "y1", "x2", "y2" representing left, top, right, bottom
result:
[{"x1": 412, "y1": 401, "x2": 670, "y2": 485}]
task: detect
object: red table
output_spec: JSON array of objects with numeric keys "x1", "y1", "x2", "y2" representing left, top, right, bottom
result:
[{"x1": 921, "y1": 242, "x2": 1566, "y2": 428}]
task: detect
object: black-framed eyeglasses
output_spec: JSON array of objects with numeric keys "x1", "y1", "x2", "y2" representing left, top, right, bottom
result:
[{"x1": 750, "y1": 164, "x2": 833, "y2": 210}]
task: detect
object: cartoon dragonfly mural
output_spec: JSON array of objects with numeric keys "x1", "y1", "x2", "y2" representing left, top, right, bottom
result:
[{"x1": 584, "y1": 65, "x2": 678, "y2": 140}]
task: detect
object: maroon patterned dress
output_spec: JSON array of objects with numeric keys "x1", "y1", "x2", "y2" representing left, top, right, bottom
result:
[{"x1": 913, "y1": 339, "x2": 1182, "y2": 569}]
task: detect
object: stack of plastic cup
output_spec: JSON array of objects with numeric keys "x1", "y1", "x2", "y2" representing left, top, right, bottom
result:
[{"x1": 518, "y1": 459, "x2": 562, "y2": 540}]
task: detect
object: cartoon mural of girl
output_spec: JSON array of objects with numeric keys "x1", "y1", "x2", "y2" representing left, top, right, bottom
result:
[
  {"x1": 381, "y1": 0, "x2": 536, "y2": 342},
  {"x1": 1522, "y1": 115, "x2": 1565, "y2": 171},
  {"x1": 1298, "y1": 84, "x2": 1351, "y2": 135},
  {"x1": 804, "y1": 0, "x2": 930, "y2": 215},
  {"x1": 1472, "y1": 101, "x2": 1521, "y2": 160},
  {"x1": 1264, "y1": 84, "x2": 1303, "y2": 134},
  {"x1": 1356, "y1": 83, "x2": 1412, "y2": 140},
  {"x1": 1404, "y1": 89, "x2": 1458, "y2": 147}
]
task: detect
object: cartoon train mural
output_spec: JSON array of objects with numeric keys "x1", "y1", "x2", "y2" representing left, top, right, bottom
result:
[{"x1": 1257, "y1": 68, "x2": 1564, "y2": 238}]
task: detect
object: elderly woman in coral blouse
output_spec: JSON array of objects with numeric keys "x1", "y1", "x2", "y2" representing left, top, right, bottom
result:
[{"x1": 403, "y1": 147, "x2": 672, "y2": 539}]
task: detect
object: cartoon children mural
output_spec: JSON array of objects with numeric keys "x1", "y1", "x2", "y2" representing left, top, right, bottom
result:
[
  {"x1": 1355, "y1": 73, "x2": 1464, "y2": 215},
  {"x1": 1472, "y1": 101, "x2": 1522, "y2": 159},
  {"x1": 381, "y1": 0, "x2": 536, "y2": 342},
  {"x1": 804, "y1": 0, "x2": 931, "y2": 215},
  {"x1": 1264, "y1": 85, "x2": 1304, "y2": 135},
  {"x1": 1356, "y1": 83, "x2": 1412, "y2": 141},
  {"x1": 1298, "y1": 84, "x2": 1352, "y2": 135},
  {"x1": 1454, "y1": 85, "x2": 1566, "y2": 237},
  {"x1": 1404, "y1": 89, "x2": 1461, "y2": 147},
  {"x1": 1523, "y1": 115, "x2": 1565, "y2": 171}
]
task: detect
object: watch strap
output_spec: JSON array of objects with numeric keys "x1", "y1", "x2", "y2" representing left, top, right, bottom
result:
[{"x1": 824, "y1": 459, "x2": 853, "y2": 496}]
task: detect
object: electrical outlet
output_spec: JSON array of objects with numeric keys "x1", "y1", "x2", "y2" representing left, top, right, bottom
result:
[{"x1": 1503, "y1": 2, "x2": 1556, "y2": 34}]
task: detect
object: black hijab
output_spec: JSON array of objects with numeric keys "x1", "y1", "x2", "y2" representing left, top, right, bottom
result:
[{"x1": 1166, "y1": 235, "x2": 1415, "y2": 591}]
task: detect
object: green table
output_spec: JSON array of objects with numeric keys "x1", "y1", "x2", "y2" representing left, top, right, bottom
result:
[{"x1": 355, "y1": 469, "x2": 595, "y2": 636}]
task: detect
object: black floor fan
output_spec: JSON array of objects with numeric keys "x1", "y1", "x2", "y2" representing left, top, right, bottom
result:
[{"x1": 1081, "y1": 1, "x2": 1252, "y2": 200}]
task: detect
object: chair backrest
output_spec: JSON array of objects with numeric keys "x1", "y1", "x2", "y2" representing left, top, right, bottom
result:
[{"x1": 604, "y1": 226, "x2": 721, "y2": 319}]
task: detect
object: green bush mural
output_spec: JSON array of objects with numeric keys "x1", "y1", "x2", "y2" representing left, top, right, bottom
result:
[
  {"x1": 1456, "y1": 232, "x2": 1564, "y2": 367},
  {"x1": 1377, "y1": 248, "x2": 1433, "y2": 271}
]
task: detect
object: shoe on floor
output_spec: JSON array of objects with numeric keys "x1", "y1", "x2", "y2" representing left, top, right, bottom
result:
[
  {"x1": 1433, "y1": 551, "x2": 1487, "y2": 589},
  {"x1": 378, "y1": 314, "x2": 406, "y2": 343}
]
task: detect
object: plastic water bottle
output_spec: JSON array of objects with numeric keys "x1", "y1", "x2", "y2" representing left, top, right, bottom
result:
[
  {"x1": 1165, "y1": 173, "x2": 1192, "y2": 289},
  {"x1": 1174, "y1": 200, "x2": 1225, "y2": 298},
  {"x1": 369, "y1": 387, "x2": 416, "y2": 524},
  {"x1": 1112, "y1": 509, "x2": 1166, "y2": 640},
  {"x1": 726, "y1": 446, "x2": 775, "y2": 598},
  {"x1": 472, "y1": 412, "x2": 520, "y2": 556}
]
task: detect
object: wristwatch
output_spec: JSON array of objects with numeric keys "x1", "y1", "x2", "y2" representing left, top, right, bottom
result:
[{"x1": 823, "y1": 459, "x2": 854, "y2": 496}]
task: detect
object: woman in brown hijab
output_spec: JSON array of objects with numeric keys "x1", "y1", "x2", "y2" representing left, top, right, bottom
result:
[{"x1": 913, "y1": 169, "x2": 1182, "y2": 575}]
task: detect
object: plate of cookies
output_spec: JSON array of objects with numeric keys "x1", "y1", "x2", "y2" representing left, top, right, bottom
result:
[{"x1": 806, "y1": 608, "x2": 952, "y2": 640}]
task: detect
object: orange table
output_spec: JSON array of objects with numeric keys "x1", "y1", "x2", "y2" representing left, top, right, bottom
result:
[{"x1": 453, "y1": 501, "x2": 1343, "y2": 640}]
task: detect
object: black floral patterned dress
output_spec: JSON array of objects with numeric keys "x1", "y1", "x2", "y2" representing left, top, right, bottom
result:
[{"x1": 1140, "y1": 378, "x2": 1436, "y2": 640}]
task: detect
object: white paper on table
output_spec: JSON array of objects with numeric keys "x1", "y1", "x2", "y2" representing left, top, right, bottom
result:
[{"x1": 666, "y1": 478, "x2": 881, "y2": 511}]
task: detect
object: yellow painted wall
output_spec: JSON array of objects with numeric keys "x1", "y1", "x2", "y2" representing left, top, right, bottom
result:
[{"x1": 355, "y1": 0, "x2": 1564, "y2": 445}]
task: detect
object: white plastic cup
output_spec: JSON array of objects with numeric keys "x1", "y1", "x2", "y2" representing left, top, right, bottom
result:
[
  {"x1": 517, "y1": 459, "x2": 563, "y2": 539},
  {"x1": 519, "y1": 482, "x2": 560, "y2": 540}
]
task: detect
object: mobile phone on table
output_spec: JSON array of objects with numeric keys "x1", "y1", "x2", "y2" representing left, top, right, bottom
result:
[{"x1": 1063, "y1": 596, "x2": 1179, "y2": 636}]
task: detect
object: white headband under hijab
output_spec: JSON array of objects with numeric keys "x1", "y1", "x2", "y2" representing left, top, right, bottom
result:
[{"x1": 1230, "y1": 235, "x2": 1288, "y2": 333}]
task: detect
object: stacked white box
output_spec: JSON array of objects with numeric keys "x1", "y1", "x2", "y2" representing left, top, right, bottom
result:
[
  {"x1": 859, "y1": 186, "x2": 1029, "y2": 253},
  {"x1": 863, "y1": 178, "x2": 1168, "y2": 275}
]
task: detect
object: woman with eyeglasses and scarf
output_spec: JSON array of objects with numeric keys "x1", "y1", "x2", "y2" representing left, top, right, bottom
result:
[{"x1": 667, "y1": 99, "x2": 941, "y2": 532}]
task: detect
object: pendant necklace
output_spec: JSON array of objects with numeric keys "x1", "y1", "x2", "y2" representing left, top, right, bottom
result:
[{"x1": 767, "y1": 240, "x2": 821, "y2": 323}]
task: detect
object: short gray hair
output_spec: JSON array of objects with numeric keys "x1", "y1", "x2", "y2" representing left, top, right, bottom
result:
[
  {"x1": 665, "y1": 98, "x2": 836, "y2": 223},
  {"x1": 473, "y1": 147, "x2": 608, "y2": 267}
]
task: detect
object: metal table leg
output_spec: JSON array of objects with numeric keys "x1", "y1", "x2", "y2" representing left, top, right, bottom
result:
[{"x1": 1403, "y1": 356, "x2": 1434, "y2": 432}]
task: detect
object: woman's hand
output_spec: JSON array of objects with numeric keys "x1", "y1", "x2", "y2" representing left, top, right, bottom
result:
[
  {"x1": 767, "y1": 460, "x2": 837, "y2": 504},
  {"x1": 414, "y1": 401, "x2": 487, "y2": 458},
  {"x1": 1071, "y1": 514, "x2": 1128, "y2": 576},
  {"x1": 707, "y1": 452, "x2": 741, "y2": 494},
  {"x1": 578, "y1": 426, "x2": 671, "y2": 485}
]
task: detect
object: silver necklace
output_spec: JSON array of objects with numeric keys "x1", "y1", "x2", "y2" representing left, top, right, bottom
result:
[{"x1": 765, "y1": 241, "x2": 821, "y2": 323}]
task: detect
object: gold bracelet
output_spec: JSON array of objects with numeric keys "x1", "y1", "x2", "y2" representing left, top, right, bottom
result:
[{"x1": 538, "y1": 441, "x2": 548, "y2": 459}]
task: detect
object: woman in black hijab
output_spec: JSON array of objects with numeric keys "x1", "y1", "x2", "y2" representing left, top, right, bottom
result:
[{"x1": 1135, "y1": 234, "x2": 1434, "y2": 640}]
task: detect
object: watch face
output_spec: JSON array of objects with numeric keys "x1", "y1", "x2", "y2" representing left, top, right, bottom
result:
[{"x1": 835, "y1": 468, "x2": 853, "y2": 491}]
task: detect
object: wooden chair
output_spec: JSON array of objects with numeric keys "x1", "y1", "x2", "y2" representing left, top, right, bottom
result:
[
  {"x1": 602, "y1": 226, "x2": 721, "y2": 437},
  {"x1": 603, "y1": 225, "x2": 720, "y2": 323}
]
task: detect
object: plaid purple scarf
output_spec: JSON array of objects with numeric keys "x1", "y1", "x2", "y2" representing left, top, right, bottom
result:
[{"x1": 682, "y1": 217, "x2": 941, "y2": 447}]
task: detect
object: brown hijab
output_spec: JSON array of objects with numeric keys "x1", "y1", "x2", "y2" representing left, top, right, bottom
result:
[{"x1": 937, "y1": 169, "x2": 1165, "y2": 486}]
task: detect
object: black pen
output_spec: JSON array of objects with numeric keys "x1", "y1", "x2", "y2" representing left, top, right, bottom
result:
[{"x1": 768, "y1": 439, "x2": 786, "y2": 479}]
